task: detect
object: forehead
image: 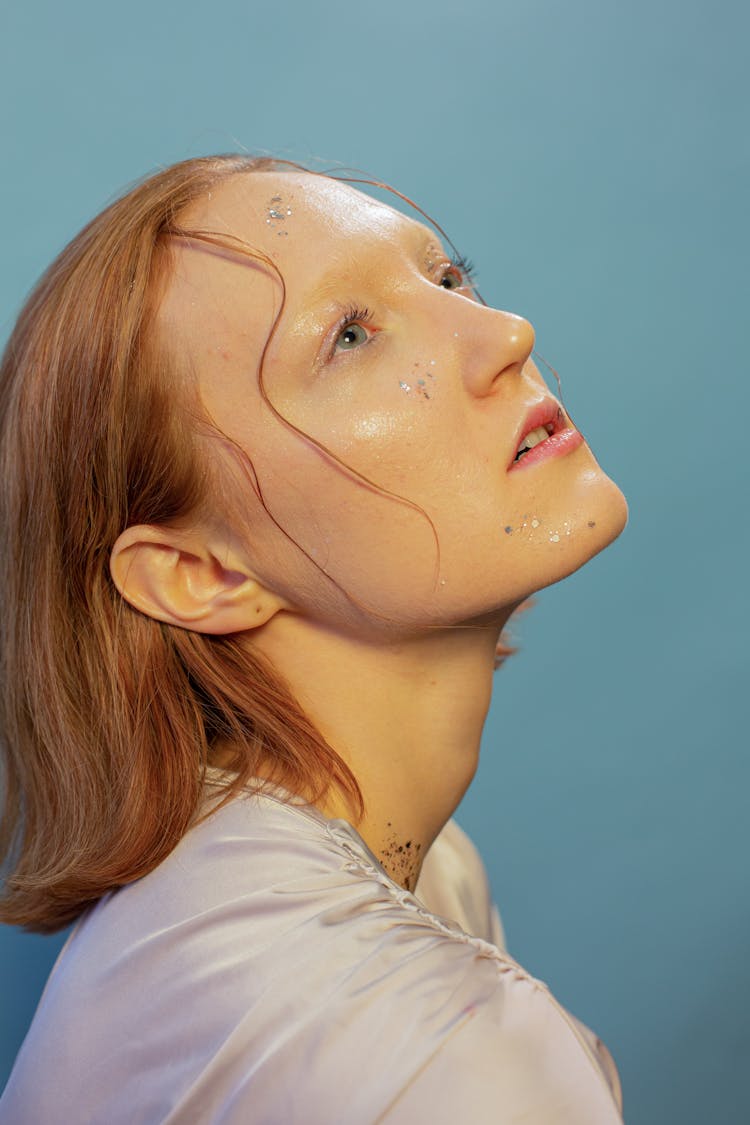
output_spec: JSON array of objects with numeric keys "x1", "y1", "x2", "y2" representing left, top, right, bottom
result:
[
  {"x1": 158, "y1": 172, "x2": 439, "y2": 402},
  {"x1": 177, "y1": 170, "x2": 428, "y2": 274}
]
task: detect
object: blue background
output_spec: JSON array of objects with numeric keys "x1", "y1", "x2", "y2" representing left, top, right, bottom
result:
[{"x1": 1, "y1": 1, "x2": 747, "y2": 1121}]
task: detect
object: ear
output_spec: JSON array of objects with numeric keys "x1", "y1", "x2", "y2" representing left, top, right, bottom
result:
[{"x1": 109, "y1": 524, "x2": 289, "y2": 634}]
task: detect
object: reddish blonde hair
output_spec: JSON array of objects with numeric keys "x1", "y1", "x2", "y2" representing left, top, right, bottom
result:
[
  {"x1": 0, "y1": 155, "x2": 369, "y2": 933},
  {"x1": 0, "y1": 154, "x2": 524, "y2": 934}
]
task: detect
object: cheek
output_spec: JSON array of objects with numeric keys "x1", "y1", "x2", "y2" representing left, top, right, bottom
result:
[
  {"x1": 215, "y1": 419, "x2": 627, "y2": 632},
  {"x1": 394, "y1": 356, "x2": 439, "y2": 402},
  {"x1": 210, "y1": 363, "x2": 615, "y2": 626},
  {"x1": 207, "y1": 411, "x2": 442, "y2": 618},
  {"x1": 259, "y1": 365, "x2": 501, "y2": 547},
  {"x1": 281, "y1": 374, "x2": 450, "y2": 487}
]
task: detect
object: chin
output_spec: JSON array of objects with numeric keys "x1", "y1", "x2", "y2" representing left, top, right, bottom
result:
[
  {"x1": 587, "y1": 474, "x2": 629, "y2": 545},
  {"x1": 551, "y1": 475, "x2": 629, "y2": 585}
]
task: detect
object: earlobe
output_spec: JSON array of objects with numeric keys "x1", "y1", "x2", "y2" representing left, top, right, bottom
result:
[{"x1": 109, "y1": 525, "x2": 286, "y2": 634}]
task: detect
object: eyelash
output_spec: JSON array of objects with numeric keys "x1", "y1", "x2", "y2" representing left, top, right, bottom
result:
[
  {"x1": 329, "y1": 305, "x2": 374, "y2": 353},
  {"x1": 328, "y1": 252, "x2": 478, "y2": 358},
  {"x1": 445, "y1": 253, "x2": 478, "y2": 289}
]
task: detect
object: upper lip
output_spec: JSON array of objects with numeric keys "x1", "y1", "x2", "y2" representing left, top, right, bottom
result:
[{"x1": 507, "y1": 398, "x2": 566, "y2": 470}]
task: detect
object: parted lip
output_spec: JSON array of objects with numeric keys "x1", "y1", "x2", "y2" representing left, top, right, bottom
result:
[{"x1": 507, "y1": 398, "x2": 567, "y2": 470}]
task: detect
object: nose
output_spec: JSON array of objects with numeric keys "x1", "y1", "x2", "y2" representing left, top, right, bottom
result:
[{"x1": 455, "y1": 304, "x2": 535, "y2": 397}]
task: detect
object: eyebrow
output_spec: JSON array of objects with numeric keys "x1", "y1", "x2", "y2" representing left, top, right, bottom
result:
[
  {"x1": 422, "y1": 240, "x2": 445, "y2": 276},
  {"x1": 293, "y1": 227, "x2": 446, "y2": 314}
]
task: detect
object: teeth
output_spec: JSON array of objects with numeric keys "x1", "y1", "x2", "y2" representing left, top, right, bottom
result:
[{"x1": 516, "y1": 425, "x2": 550, "y2": 455}]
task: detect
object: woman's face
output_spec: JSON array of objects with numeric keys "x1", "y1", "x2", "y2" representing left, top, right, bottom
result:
[{"x1": 159, "y1": 171, "x2": 627, "y2": 635}]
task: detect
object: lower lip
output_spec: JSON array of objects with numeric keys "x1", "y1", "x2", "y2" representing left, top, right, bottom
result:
[{"x1": 507, "y1": 427, "x2": 585, "y2": 472}]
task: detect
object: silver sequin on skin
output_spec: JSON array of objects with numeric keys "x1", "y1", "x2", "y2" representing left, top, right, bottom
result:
[
  {"x1": 548, "y1": 521, "x2": 572, "y2": 542},
  {"x1": 266, "y1": 195, "x2": 292, "y2": 236},
  {"x1": 398, "y1": 367, "x2": 436, "y2": 400},
  {"x1": 503, "y1": 517, "x2": 580, "y2": 542},
  {"x1": 502, "y1": 514, "x2": 543, "y2": 536}
]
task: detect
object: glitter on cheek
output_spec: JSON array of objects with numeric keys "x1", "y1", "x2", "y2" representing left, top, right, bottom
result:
[
  {"x1": 398, "y1": 365, "x2": 436, "y2": 400},
  {"x1": 531, "y1": 518, "x2": 540, "y2": 529},
  {"x1": 504, "y1": 525, "x2": 513, "y2": 535},
  {"x1": 549, "y1": 533, "x2": 560, "y2": 543}
]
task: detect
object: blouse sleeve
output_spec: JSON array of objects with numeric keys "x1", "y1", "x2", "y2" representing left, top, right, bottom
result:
[
  {"x1": 410, "y1": 818, "x2": 623, "y2": 1122},
  {"x1": 378, "y1": 965, "x2": 624, "y2": 1124}
]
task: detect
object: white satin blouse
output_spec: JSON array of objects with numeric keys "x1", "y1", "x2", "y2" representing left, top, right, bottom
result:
[{"x1": 1, "y1": 777, "x2": 624, "y2": 1123}]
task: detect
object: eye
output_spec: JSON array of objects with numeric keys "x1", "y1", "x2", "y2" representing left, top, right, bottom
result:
[
  {"x1": 438, "y1": 254, "x2": 477, "y2": 291},
  {"x1": 330, "y1": 305, "x2": 374, "y2": 356},
  {"x1": 335, "y1": 321, "x2": 369, "y2": 351},
  {"x1": 439, "y1": 267, "x2": 464, "y2": 291}
]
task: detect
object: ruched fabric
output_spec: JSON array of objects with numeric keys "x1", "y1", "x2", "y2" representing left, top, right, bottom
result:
[{"x1": 0, "y1": 778, "x2": 623, "y2": 1123}]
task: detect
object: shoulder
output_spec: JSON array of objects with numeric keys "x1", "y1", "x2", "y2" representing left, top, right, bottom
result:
[
  {"x1": 416, "y1": 816, "x2": 506, "y2": 949},
  {"x1": 0, "y1": 791, "x2": 621, "y2": 1125},
  {"x1": 0, "y1": 793, "x2": 498, "y2": 1121}
]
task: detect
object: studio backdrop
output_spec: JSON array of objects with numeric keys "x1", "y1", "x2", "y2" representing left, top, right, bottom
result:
[{"x1": 1, "y1": 2, "x2": 747, "y2": 1123}]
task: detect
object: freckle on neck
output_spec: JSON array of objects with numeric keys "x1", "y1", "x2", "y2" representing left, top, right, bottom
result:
[{"x1": 378, "y1": 828, "x2": 424, "y2": 892}]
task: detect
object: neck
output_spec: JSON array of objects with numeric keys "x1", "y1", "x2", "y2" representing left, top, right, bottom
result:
[{"x1": 250, "y1": 612, "x2": 510, "y2": 891}]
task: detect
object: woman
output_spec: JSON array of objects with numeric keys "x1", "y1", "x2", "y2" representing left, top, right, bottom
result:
[{"x1": 0, "y1": 154, "x2": 628, "y2": 1122}]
